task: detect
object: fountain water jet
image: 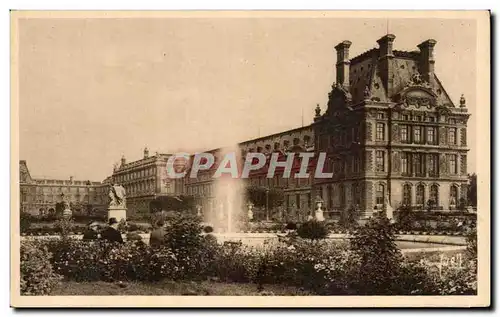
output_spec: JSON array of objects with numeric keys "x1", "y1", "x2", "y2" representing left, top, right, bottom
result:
[{"x1": 206, "y1": 146, "x2": 245, "y2": 233}]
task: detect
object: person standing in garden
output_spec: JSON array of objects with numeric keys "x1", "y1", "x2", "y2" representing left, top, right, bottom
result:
[
  {"x1": 149, "y1": 219, "x2": 167, "y2": 247},
  {"x1": 100, "y1": 217, "x2": 123, "y2": 243},
  {"x1": 82, "y1": 221, "x2": 100, "y2": 240}
]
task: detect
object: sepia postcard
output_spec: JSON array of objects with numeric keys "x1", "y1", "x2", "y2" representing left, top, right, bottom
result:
[{"x1": 10, "y1": 10, "x2": 490, "y2": 308}]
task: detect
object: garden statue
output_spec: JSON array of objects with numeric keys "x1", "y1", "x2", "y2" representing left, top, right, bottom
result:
[
  {"x1": 109, "y1": 184, "x2": 126, "y2": 208},
  {"x1": 385, "y1": 193, "x2": 394, "y2": 223},
  {"x1": 60, "y1": 193, "x2": 72, "y2": 218},
  {"x1": 247, "y1": 202, "x2": 254, "y2": 221},
  {"x1": 108, "y1": 184, "x2": 127, "y2": 223},
  {"x1": 314, "y1": 197, "x2": 325, "y2": 222},
  {"x1": 196, "y1": 204, "x2": 202, "y2": 217}
]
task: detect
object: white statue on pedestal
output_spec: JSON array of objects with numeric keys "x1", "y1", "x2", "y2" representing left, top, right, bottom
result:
[
  {"x1": 108, "y1": 184, "x2": 127, "y2": 222},
  {"x1": 314, "y1": 197, "x2": 325, "y2": 222},
  {"x1": 385, "y1": 193, "x2": 394, "y2": 223},
  {"x1": 247, "y1": 203, "x2": 254, "y2": 221}
]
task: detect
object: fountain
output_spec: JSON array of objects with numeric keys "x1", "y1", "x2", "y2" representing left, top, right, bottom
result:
[{"x1": 205, "y1": 146, "x2": 245, "y2": 233}]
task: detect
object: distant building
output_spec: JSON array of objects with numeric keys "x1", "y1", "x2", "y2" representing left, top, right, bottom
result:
[
  {"x1": 19, "y1": 160, "x2": 108, "y2": 216},
  {"x1": 110, "y1": 148, "x2": 186, "y2": 214}
]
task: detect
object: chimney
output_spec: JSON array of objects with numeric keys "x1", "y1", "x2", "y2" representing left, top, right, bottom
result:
[
  {"x1": 334, "y1": 40, "x2": 352, "y2": 89},
  {"x1": 376, "y1": 34, "x2": 396, "y2": 96},
  {"x1": 144, "y1": 147, "x2": 149, "y2": 159},
  {"x1": 121, "y1": 155, "x2": 126, "y2": 166},
  {"x1": 69, "y1": 176, "x2": 74, "y2": 183},
  {"x1": 417, "y1": 39, "x2": 437, "y2": 85}
]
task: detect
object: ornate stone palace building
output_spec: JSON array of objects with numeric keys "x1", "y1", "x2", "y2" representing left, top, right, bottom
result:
[
  {"x1": 185, "y1": 34, "x2": 470, "y2": 220},
  {"x1": 313, "y1": 34, "x2": 470, "y2": 217},
  {"x1": 19, "y1": 160, "x2": 108, "y2": 215},
  {"x1": 109, "y1": 148, "x2": 186, "y2": 215},
  {"x1": 19, "y1": 34, "x2": 470, "y2": 221}
]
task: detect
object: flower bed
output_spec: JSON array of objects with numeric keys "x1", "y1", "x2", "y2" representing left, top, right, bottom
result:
[{"x1": 20, "y1": 215, "x2": 477, "y2": 296}]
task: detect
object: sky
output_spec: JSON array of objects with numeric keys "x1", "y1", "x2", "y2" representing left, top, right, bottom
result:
[{"x1": 17, "y1": 16, "x2": 477, "y2": 181}]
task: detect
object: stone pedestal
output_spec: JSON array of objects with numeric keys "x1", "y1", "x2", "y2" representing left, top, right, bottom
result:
[
  {"x1": 108, "y1": 207, "x2": 127, "y2": 223},
  {"x1": 315, "y1": 208, "x2": 325, "y2": 222}
]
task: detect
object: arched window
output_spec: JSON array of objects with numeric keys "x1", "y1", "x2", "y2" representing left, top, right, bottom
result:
[
  {"x1": 402, "y1": 184, "x2": 412, "y2": 206},
  {"x1": 416, "y1": 184, "x2": 425, "y2": 206},
  {"x1": 430, "y1": 184, "x2": 439, "y2": 206},
  {"x1": 376, "y1": 183, "x2": 384, "y2": 206},
  {"x1": 450, "y1": 185, "x2": 458, "y2": 206}
]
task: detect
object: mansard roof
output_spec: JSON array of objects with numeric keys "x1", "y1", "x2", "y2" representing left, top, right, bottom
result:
[{"x1": 346, "y1": 48, "x2": 454, "y2": 106}]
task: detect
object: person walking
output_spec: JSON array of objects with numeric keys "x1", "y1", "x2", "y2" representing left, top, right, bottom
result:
[{"x1": 100, "y1": 217, "x2": 124, "y2": 243}]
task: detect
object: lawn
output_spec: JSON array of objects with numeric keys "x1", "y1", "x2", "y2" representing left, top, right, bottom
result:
[{"x1": 50, "y1": 280, "x2": 311, "y2": 296}]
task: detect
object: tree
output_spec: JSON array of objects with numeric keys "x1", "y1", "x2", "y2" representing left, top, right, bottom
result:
[
  {"x1": 395, "y1": 205, "x2": 415, "y2": 231},
  {"x1": 245, "y1": 186, "x2": 284, "y2": 209},
  {"x1": 350, "y1": 215, "x2": 403, "y2": 295},
  {"x1": 338, "y1": 205, "x2": 359, "y2": 230},
  {"x1": 467, "y1": 173, "x2": 477, "y2": 207}
]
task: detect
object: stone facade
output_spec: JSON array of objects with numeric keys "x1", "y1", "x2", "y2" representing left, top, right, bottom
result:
[
  {"x1": 185, "y1": 34, "x2": 470, "y2": 220},
  {"x1": 19, "y1": 160, "x2": 107, "y2": 216},
  {"x1": 110, "y1": 148, "x2": 186, "y2": 215},
  {"x1": 312, "y1": 34, "x2": 470, "y2": 216},
  {"x1": 20, "y1": 34, "x2": 470, "y2": 221}
]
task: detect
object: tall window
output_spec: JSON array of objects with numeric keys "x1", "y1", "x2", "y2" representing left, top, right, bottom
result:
[
  {"x1": 340, "y1": 185, "x2": 345, "y2": 207},
  {"x1": 414, "y1": 126, "x2": 422, "y2": 144},
  {"x1": 414, "y1": 153, "x2": 426, "y2": 176},
  {"x1": 428, "y1": 154, "x2": 439, "y2": 176},
  {"x1": 430, "y1": 184, "x2": 439, "y2": 206},
  {"x1": 402, "y1": 184, "x2": 412, "y2": 206},
  {"x1": 376, "y1": 123, "x2": 385, "y2": 141},
  {"x1": 376, "y1": 184, "x2": 384, "y2": 205},
  {"x1": 450, "y1": 185, "x2": 458, "y2": 206},
  {"x1": 416, "y1": 184, "x2": 425, "y2": 206},
  {"x1": 295, "y1": 194, "x2": 301, "y2": 209},
  {"x1": 427, "y1": 127, "x2": 437, "y2": 145},
  {"x1": 401, "y1": 152, "x2": 410, "y2": 175},
  {"x1": 448, "y1": 128, "x2": 457, "y2": 145},
  {"x1": 328, "y1": 187, "x2": 333, "y2": 209},
  {"x1": 354, "y1": 183, "x2": 361, "y2": 206},
  {"x1": 400, "y1": 125, "x2": 408, "y2": 143},
  {"x1": 376, "y1": 151, "x2": 385, "y2": 172},
  {"x1": 449, "y1": 154, "x2": 457, "y2": 174}
]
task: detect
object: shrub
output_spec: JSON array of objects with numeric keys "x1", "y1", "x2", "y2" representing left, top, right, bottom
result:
[
  {"x1": 433, "y1": 259, "x2": 477, "y2": 295},
  {"x1": 54, "y1": 218, "x2": 75, "y2": 239},
  {"x1": 395, "y1": 206, "x2": 416, "y2": 231},
  {"x1": 46, "y1": 239, "x2": 178, "y2": 282},
  {"x1": 338, "y1": 206, "x2": 359, "y2": 230},
  {"x1": 285, "y1": 222, "x2": 297, "y2": 230},
  {"x1": 297, "y1": 220, "x2": 328, "y2": 240},
  {"x1": 465, "y1": 226, "x2": 477, "y2": 260},
  {"x1": 163, "y1": 214, "x2": 205, "y2": 279},
  {"x1": 20, "y1": 212, "x2": 33, "y2": 233},
  {"x1": 350, "y1": 215, "x2": 403, "y2": 295},
  {"x1": 203, "y1": 225, "x2": 214, "y2": 233},
  {"x1": 20, "y1": 240, "x2": 62, "y2": 295}
]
